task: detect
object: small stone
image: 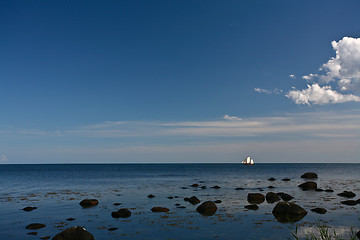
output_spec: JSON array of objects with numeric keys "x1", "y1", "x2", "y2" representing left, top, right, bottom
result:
[
  {"x1": 27, "y1": 232, "x2": 37, "y2": 235},
  {"x1": 167, "y1": 196, "x2": 174, "y2": 199},
  {"x1": 66, "y1": 218, "x2": 75, "y2": 221},
  {"x1": 184, "y1": 197, "x2": 190, "y2": 202},
  {"x1": 268, "y1": 178, "x2": 276, "y2": 181},
  {"x1": 337, "y1": 191, "x2": 356, "y2": 198},
  {"x1": 175, "y1": 203, "x2": 180, "y2": 206},
  {"x1": 281, "y1": 178, "x2": 291, "y2": 181},
  {"x1": 151, "y1": 207, "x2": 169, "y2": 212},
  {"x1": 177, "y1": 206, "x2": 186, "y2": 208},
  {"x1": 113, "y1": 203, "x2": 122, "y2": 206},
  {"x1": 22, "y1": 207, "x2": 37, "y2": 212},
  {"x1": 188, "y1": 196, "x2": 201, "y2": 205},
  {"x1": 108, "y1": 227, "x2": 118, "y2": 231},
  {"x1": 298, "y1": 181, "x2": 317, "y2": 191},
  {"x1": 191, "y1": 184, "x2": 199, "y2": 187},
  {"x1": 301, "y1": 172, "x2": 318, "y2": 179},
  {"x1": 341, "y1": 200, "x2": 358, "y2": 206},
  {"x1": 52, "y1": 226, "x2": 95, "y2": 240},
  {"x1": 211, "y1": 185, "x2": 221, "y2": 189},
  {"x1": 315, "y1": 188, "x2": 324, "y2": 192},
  {"x1": 235, "y1": 187, "x2": 244, "y2": 190},
  {"x1": 245, "y1": 204, "x2": 259, "y2": 210},
  {"x1": 40, "y1": 236, "x2": 50, "y2": 240},
  {"x1": 311, "y1": 208, "x2": 327, "y2": 214},
  {"x1": 79, "y1": 199, "x2": 98, "y2": 208},
  {"x1": 214, "y1": 200, "x2": 222, "y2": 204},
  {"x1": 268, "y1": 186, "x2": 276, "y2": 189},
  {"x1": 111, "y1": 208, "x2": 131, "y2": 218},
  {"x1": 325, "y1": 189, "x2": 334, "y2": 192},
  {"x1": 200, "y1": 186, "x2": 207, "y2": 189},
  {"x1": 196, "y1": 201, "x2": 217, "y2": 216},
  {"x1": 147, "y1": 194, "x2": 155, "y2": 198},
  {"x1": 25, "y1": 223, "x2": 46, "y2": 230}
]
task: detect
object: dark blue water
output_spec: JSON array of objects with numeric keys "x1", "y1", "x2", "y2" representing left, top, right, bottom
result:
[{"x1": 0, "y1": 164, "x2": 359, "y2": 239}]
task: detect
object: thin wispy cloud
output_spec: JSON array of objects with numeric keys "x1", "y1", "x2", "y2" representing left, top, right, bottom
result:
[
  {"x1": 223, "y1": 115, "x2": 242, "y2": 121},
  {"x1": 254, "y1": 88, "x2": 283, "y2": 94}
]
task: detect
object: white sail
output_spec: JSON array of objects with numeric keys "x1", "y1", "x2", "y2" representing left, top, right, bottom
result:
[{"x1": 242, "y1": 156, "x2": 254, "y2": 165}]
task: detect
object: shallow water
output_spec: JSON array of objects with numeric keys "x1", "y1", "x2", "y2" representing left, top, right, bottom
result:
[{"x1": 0, "y1": 163, "x2": 359, "y2": 239}]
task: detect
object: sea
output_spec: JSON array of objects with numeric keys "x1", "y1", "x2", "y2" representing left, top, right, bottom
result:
[{"x1": 0, "y1": 163, "x2": 359, "y2": 240}]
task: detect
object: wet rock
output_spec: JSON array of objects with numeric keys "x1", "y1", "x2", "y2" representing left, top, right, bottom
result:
[
  {"x1": 277, "y1": 192, "x2": 294, "y2": 201},
  {"x1": 175, "y1": 203, "x2": 181, "y2": 206},
  {"x1": 272, "y1": 202, "x2": 307, "y2": 223},
  {"x1": 108, "y1": 228, "x2": 118, "y2": 231},
  {"x1": 281, "y1": 178, "x2": 291, "y2": 182},
  {"x1": 268, "y1": 186, "x2": 276, "y2": 189},
  {"x1": 22, "y1": 207, "x2": 37, "y2": 212},
  {"x1": 147, "y1": 194, "x2": 155, "y2": 198},
  {"x1": 52, "y1": 226, "x2": 95, "y2": 240},
  {"x1": 111, "y1": 208, "x2": 131, "y2": 218},
  {"x1": 235, "y1": 187, "x2": 244, "y2": 190},
  {"x1": 311, "y1": 208, "x2": 327, "y2": 214},
  {"x1": 184, "y1": 197, "x2": 190, "y2": 202},
  {"x1": 301, "y1": 172, "x2": 318, "y2": 179},
  {"x1": 356, "y1": 231, "x2": 360, "y2": 239},
  {"x1": 247, "y1": 193, "x2": 265, "y2": 204},
  {"x1": 268, "y1": 177, "x2": 276, "y2": 181},
  {"x1": 188, "y1": 196, "x2": 201, "y2": 205},
  {"x1": 113, "y1": 203, "x2": 121, "y2": 206},
  {"x1": 40, "y1": 236, "x2": 51, "y2": 240},
  {"x1": 245, "y1": 204, "x2": 259, "y2": 210},
  {"x1": 196, "y1": 201, "x2": 217, "y2": 216},
  {"x1": 266, "y1": 192, "x2": 280, "y2": 203},
  {"x1": 26, "y1": 223, "x2": 46, "y2": 230},
  {"x1": 181, "y1": 187, "x2": 188, "y2": 189},
  {"x1": 79, "y1": 199, "x2": 99, "y2": 208},
  {"x1": 340, "y1": 200, "x2": 358, "y2": 206},
  {"x1": 27, "y1": 232, "x2": 37, "y2": 235},
  {"x1": 325, "y1": 189, "x2": 334, "y2": 192},
  {"x1": 177, "y1": 206, "x2": 186, "y2": 208},
  {"x1": 191, "y1": 184, "x2": 199, "y2": 187},
  {"x1": 315, "y1": 188, "x2": 324, "y2": 192},
  {"x1": 298, "y1": 181, "x2": 317, "y2": 191},
  {"x1": 66, "y1": 218, "x2": 75, "y2": 221},
  {"x1": 214, "y1": 200, "x2": 222, "y2": 204},
  {"x1": 337, "y1": 191, "x2": 356, "y2": 198},
  {"x1": 200, "y1": 186, "x2": 207, "y2": 189},
  {"x1": 167, "y1": 196, "x2": 174, "y2": 199},
  {"x1": 151, "y1": 207, "x2": 169, "y2": 212},
  {"x1": 211, "y1": 185, "x2": 221, "y2": 189}
]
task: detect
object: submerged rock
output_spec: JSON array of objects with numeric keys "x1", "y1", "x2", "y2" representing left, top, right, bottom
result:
[
  {"x1": 26, "y1": 223, "x2": 46, "y2": 230},
  {"x1": 247, "y1": 193, "x2": 265, "y2": 204},
  {"x1": 315, "y1": 188, "x2": 324, "y2": 192},
  {"x1": 108, "y1": 228, "x2": 118, "y2": 231},
  {"x1": 111, "y1": 208, "x2": 131, "y2": 218},
  {"x1": 196, "y1": 201, "x2": 217, "y2": 216},
  {"x1": 281, "y1": 178, "x2": 291, "y2": 182},
  {"x1": 298, "y1": 181, "x2": 317, "y2": 191},
  {"x1": 66, "y1": 218, "x2": 75, "y2": 221},
  {"x1": 211, "y1": 185, "x2": 221, "y2": 189},
  {"x1": 40, "y1": 236, "x2": 51, "y2": 240},
  {"x1": 191, "y1": 184, "x2": 199, "y2": 187},
  {"x1": 268, "y1": 177, "x2": 276, "y2": 181},
  {"x1": 277, "y1": 192, "x2": 294, "y2": 201},
  {"x1": 272, "y1": 202, "x2": 307, "y2": 223},
  {"x1": 214, "y1": 200, "x2": 222, "y2": 204},
  {"x1": 301, "y1": 172, "x2": 318, "y2": 179},
  {"x1": 79, "y1": 199, "x2": 98, "y2": 208},
  {"x1": 27, "y1": 232, "x2": 38, "y2": 235},
  {"x1": 311, "y1": 208, "x2": 327, "y2": 214},
  {"x1": 340, "y1": 200, "x2": 359, "y2": 206},
  {"x1": 188, "y1": 196, "x2": 201, "y2": 205},
  {"x1": 325, "y1": 189, "x2": 334, "y2": 192},
  {"x1": 151, "y1": 207, "x2": 169, "y2": 212},
  {"x1": 235, "y1": 187, "x2": 244, "y2": 190},
  {"x1": 266, "y1": 192, "x2": 280, "y2": 203},
  {"x1": 52, "y1": 226, "x2": 95, "y2": 240},
  {"x1": 337, "y1": 191, "x2": 356, "y2": 198},
  {"x1": 22, "y1": 207, "x2": 37, "y2": 212},
  {"x1": 245, "y1": 204, "x2": 259, "y2": 210},
  {"x1": 147, "y1": 194, "x2": 155, "y2": 198}
]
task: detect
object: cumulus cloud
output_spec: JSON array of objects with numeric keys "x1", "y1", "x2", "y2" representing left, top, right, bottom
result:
[
  {"x1": 286, "y1": 84, "x2": 360, "y2": 105},
  {"x1": 223, "y1": 115, "x2": 242, "y2": 121}
]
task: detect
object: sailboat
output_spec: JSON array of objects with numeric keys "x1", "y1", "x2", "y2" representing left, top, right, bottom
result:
[{"x1": 242, "y1": 156, "x2": 254, "y2": 165}]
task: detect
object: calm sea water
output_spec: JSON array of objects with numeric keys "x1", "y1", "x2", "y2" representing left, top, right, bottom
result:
[{"x1": 0, "y1": 163, "x2": 359, "y2": 239}]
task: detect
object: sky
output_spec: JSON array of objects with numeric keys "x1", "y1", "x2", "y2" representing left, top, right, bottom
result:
[{"x1": 1, "y1": 0, "x2": 360, "y2": 163}]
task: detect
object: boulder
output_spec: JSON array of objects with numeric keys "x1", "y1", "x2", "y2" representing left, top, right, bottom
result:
[
  {"x1": 281, "y1": 178, "x2": 291, "y2": 182},
  {"x1": 268, "y1": 177, "x2": 276, "y2": 181},
  {"x1": 277, "y1": 192, "x2": 294, "y2": 201},
  {"x1": 298, "y1": 181, "x2": 317, "y2": 191},
  {"x1": 311, "y1": 208, "x2": 327, "y2": 214},
  {"x1": 79, "y1": 199, "x2": 98, "y2": 208},
  {"x1": 340, "y1": 200, "x2": 358, "y2": 206},
  {"x1": 337, "y1": 191, "x2": 356, "y2": 198},
  {"x1": 23, "y1": 207, "x2": 37, "y2": 212},
  {"x1": 266, "y1": 192, "x2": 280, "y2": 203},
  {"x1": 188, "y1": 196, "x2": 201, "y2": 205},
  {"x1": 247, "y1": 193, "x2": 265, "y2": 204},
  {"x1": 52, "y1": 226, "x2": 95, "y2": 240},
  {"x1": 111, "y1": 208, "x2": 131, "y2": 218},
  {"x1": 147, "y1": 194, "x2": 155, "y2": 198},
  {"x1": 272, "y1": 202, "x2": 307, "y2": 223},
  {"x1": 301, "y1": 172, "x2": 318, "y2": 179},
  {"x1": 151, "y1": 207, "x2": 169, "y2": 212},
  {"x1": 211, "y1": 185, "x2": 221, "y2": 189},
  {"x1": 196, "y1": 201, "x2": 217, "y2": 216},
  {"x1": 245, "y1": 204, "x2": 259, "y2": 210},
  {"x1": 26, "y1": 223, "x2": 46, "y2": 230}
]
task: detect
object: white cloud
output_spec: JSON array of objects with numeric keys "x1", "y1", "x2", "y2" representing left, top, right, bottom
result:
[
  {"x1": 223, "y1": 115, "x2": 242, "y2": 121},
  {"x1": 254, "y1": 88, "x2": 282, "y2": 94},
  {"x1": 286, "y1": 84, "x2": 360, "y2": 105},
  {"x1": 0, "y1": 153, "x2": 8, "y2": 162},
  {"x1": 289, "y1": 74, "x2": 296, "y2": 78},
  {"x1": 302, "y1": 73, "x2": 318, "y2": 81}
]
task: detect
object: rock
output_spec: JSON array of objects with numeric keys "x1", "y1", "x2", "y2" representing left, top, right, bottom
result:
[
  {"x1": 268, "y1": 186, "x2": 276, "y2": 189},
  {"x1": 108, "y1": 228, "x2": 118, "y2": 231},
  {"x1": 268, "y1": 177, "x2": 276, "y2": 181},
  {"x1": 196, "y1": 201, "x2": 217, "y2": 216},
  {"x1": 113, "y1": 203, "x2": 121, "y2": 206},
  {"x1": 22, "y1": 207, "x2": 37, "y2": 212},
  {"x1": 151, "y1": 207, "x2": 169, "y2": 212},
  {"x1": 298, "y1": 181, "x2": 317, "y2": 191},
  {"x1": 325, "y1": 189, "x2": 334, "y2": 192},
  {"x1": 337, "y1": 191, "x2": 356, "y2": 198},
  {"x1": 340, "y1": 200, "x2": 358, "y2": 206},
  {"x1": 247, "y1": 193, "x2": 265, "y2": 204},
  {"x1": 272, "y1": 202, "x2": 307, "y2": 223},
  {"x1": 277, "y1": 192, "x2": 294, "y2": 201},
  {"x1": 356, "y1": 231, "x2": 360, "y2": 239},
  {"x1": 301, "y1": 172, "x2": 318, "y2": 179},
  {"x1": 191, "y1": 184, "x2": 199, "y2": 187},
  {"x1": 52, "y1": 226, "x2": 95, "y2": 240},
  {"x1": 184, "y1": 197, "x2": 190, "y2": 202},
  {"x1": 200, "y1": 186, "x2": 207, "y2": 189},
  {"x1": 26, "y1": 223, "x2": 46, "y2": 230},
  {"x1": 311, "y1": 208, "x2": 327, "y2": 214},
  {"x1": 66, "y1": 218, "x2": 75, "y2": 221},
  {"x1": 167, "y1": 196, "x2": 174, "y2": 199},
  {"x1": 266, "y1": 192, "x2": 281, "y2": 203},
  {"x1": 111, "y1": 208, "x2": 131, "y2": 218},
  {"x1": 79, "y1": 199, "x2": 99, "y2": 208},
  {"x1": 245, "y1": 204, "x2": 259, "y2": 210},
  {"x1": 235, "y1": 187, "x2": 244, "y2": 190},
  {"x1": 281, "y1": 178, "x2": 291, "y2": 181},
  {"x1": 214, "y1": 200, "x2": 222, "y2": 204},
  {"x1": 40, "y1": 236, "x2": 51, "y2": 240},
  {"x1": 188, "y1": 196, "x2": 201, "y2": 205},
  {"x1": 175, "y1": 203, "x2": 180, "y2": 206},
  {"x1": 315, "y1": 188, "x2": 324, "y2": 192},
  {"x1": 147, "y1": 194, "x2": 155, "y2": 198},
  {"x1": 211, "y1": 185, "x2": 221, "y2": 189},
  {"x1": 177, "y1": 206, "x2": 186, "y2": 208},
  {"x1": 27, "y1": 232, "x2": 38, "y2": 235}
]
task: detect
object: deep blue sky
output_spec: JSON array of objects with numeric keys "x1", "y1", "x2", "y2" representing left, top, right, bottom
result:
[{"x1": 1, "y1": 1, "x2": 360, "y2": 163}]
